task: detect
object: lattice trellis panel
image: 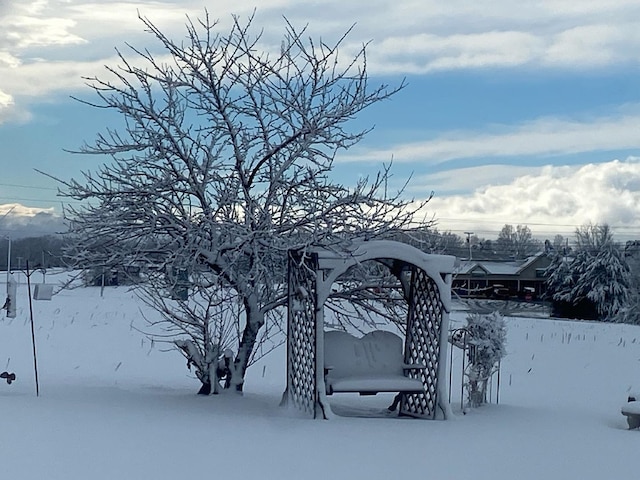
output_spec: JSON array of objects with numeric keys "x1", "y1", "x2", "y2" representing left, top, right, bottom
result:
[
  {"x1": 284, "y1": 251, "x2": 318, "y2": 418},
  {"x1": 400, "y1": 267, "x2": 445, "y2": 419}
]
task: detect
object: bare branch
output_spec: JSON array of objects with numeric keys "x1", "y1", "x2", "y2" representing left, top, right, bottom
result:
[{"x1": 55, "y1": 11, "x2": 432, "y2": 393}]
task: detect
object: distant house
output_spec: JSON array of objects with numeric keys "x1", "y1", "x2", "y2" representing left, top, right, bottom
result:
[
  {"x1": 84, "y1": 264, "x2": 142, "y2": 287},
  {"x1": 452, "y1": 253, "x2": 551, "y2": 300}
]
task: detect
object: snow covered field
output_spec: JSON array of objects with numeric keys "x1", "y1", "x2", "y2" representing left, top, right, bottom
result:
[{"x1": 2, "y1": 270, "x2": 640, "y2": 480}]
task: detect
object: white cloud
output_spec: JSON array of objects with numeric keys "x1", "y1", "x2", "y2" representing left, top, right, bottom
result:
[
  {"x1": 0, "y1": 1, "x2": 86, "y2": 49},
  {"x1": 417, "y1": 158, "x2": 640, "y2": 239},
  {"x1": 539, "y1": 0, "x2": 640, "y2": 16},
  {"x1": 2, "y1": 1, "x2": 640, "y2": 90},
  {"x1": 0, "y1": 203, "x2": 66, "y2": 238},
  {"x1": 0, "y1": 51, "x2": 20, "y2": 68},
  {"x1": 1, "y1": 0, "x2": 640, "y2": 131},
  {"x1": 66, "y1": 2, "x2": 204, "y2": 39},
  {"x1": 409, "y1": 164, "x2": 538, "y2": 195},
  {"x1": 1, "y1": 202, "x2": 55, "y2": 217},
  {"x1": 0, "y1": 88, "x2": 32, "y2": 125},
  {"x1": 331, "y1": 0, "x2": 640, "y2": 74},
  {"x1": 2, "y1": 15, "x2": 86, "y2": 49},
  {"x1": 0, "y1": 89, "x2": 12, "y2": 107},
  {"x1": 340, "y1": 110, "x2": 640, "y2": 164},
  {"x1": 0, "y1": 56, "x2": 120, "y2": 98},
  {"x1": 369, "y1": 31, "x2": 545, "y2": 74},
  {"x1": 544, "y1": 24, "x2": 640, "y2": 68},
  {"x1": 365, "y1": 21, "x2": 640, "y2": 75}
]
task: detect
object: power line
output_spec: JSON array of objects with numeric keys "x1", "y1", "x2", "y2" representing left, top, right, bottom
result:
[
  {"x1": 0, "y1": 182, "x2": 58, "y2": 191},
  {"x1": 435, "y1": 217, "x2": 640, "y2": 229},
  {"x1": 0, "y1": 196, "x2": 83, "y2": 206},
  {"x1": 0, "y1": 195, "x2": 60, "y2": 204}
]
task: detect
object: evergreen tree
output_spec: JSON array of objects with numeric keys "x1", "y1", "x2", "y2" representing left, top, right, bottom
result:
[{"x1": 545, "y1": 224, "x2": 631, "y2": 320}]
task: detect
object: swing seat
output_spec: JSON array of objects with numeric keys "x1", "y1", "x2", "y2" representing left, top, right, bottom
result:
[{"x1": 324, "y1": 330, "x2": 425, "y2": 395}]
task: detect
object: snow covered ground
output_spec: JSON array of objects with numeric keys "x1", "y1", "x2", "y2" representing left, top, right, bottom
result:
[{"x1": 2, "y1": 270, "x2": 640, "y2": 480}]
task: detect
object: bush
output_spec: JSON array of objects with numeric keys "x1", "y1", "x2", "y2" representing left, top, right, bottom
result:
[
  {"x1": 464, "y1": 311, "x2": 507, "y2": 407},
  {"x1": 545, "y1": 224, "x2": 631, "y2": 321}
]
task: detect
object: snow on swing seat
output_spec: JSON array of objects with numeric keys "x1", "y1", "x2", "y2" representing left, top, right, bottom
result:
[{"x1": 324, "y1": 330, "x2": 425, "y2": 395}]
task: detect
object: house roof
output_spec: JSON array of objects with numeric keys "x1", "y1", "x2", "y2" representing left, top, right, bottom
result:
[{"x1": 455, "y1": 253, "x2": 547, "y2": 276}]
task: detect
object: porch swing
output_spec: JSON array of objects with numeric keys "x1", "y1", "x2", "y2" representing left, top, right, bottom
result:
[{"x1": 281, "y1": 240, "x2": 456, "y2": 419}]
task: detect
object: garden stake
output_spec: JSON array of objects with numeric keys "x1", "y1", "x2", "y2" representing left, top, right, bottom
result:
[{"x1": 26, "y1": 261, "x2": 40, "y2": 396}]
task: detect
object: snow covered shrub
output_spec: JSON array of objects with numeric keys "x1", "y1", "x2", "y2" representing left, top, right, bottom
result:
[
  {"x1": 464, "y1": 311, "x2": 507, "y2": 407},
  {"x1": 545, "y1": 224, "x2": 631, "y2": 321}
]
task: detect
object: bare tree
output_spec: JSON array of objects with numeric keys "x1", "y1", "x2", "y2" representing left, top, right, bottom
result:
[
  {"x1": 54, "y1": 11, "x2": 431, "y2": 394},
  {"x1": 552, "y1": 234, "x2": 567, "y2": 252},
  {"x1": 620, "y1": 241, "x2": 640, "y2": 325},
  {"x1": 496, "y1": 224, "x2": 539, "y2": 260}
]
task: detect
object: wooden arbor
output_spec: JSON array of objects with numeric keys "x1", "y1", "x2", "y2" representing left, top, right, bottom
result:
[{"x1": 282, "y1": 240, "x2": 455, "y2": 419}]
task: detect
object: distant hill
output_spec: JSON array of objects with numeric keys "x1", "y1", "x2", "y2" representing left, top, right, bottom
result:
[{"x1": 0, "y1": 210, "x2": 67, "y2": 240}]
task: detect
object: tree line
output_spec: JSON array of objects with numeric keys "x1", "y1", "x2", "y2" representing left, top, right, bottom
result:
[
  {"x1": 400, "y1": 223, "x2": 546, "y2": 261},
  {"x1": 0, "y1": 235, "x2": 66, "y2": 271}
]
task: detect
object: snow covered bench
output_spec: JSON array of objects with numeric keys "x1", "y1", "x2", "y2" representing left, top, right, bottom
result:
[
  {"x1": 323, "y1": 330, "x2": 425, "y2": 396},
  {"x1": 621, "y1": 392, "x2": 640, "y2": 430}
]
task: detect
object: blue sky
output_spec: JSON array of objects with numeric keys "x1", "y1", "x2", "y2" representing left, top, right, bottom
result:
[{"x1": 1, "y1": 0, "x2": 640, "y2": 240}]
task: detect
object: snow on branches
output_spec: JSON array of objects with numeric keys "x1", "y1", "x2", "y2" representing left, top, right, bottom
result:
[
  {"x1": 545, "y1": 224, "x2": 631, "y2": 321},
  {"x1": 452, "y1": 311, "x2": 507, "y2": 408},
  {"x1": 55, "y1": 11, "x2": 431, "y2": 393}
]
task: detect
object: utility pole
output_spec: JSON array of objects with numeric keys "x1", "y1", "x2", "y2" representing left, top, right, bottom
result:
[
  {"x1": 464, "y1": 232, "x2": 474, "y2": 260},
  {"x1": 2, "y1": 207, "x2": 15, "y2": 283},
  {"x1": 42, "y1": 250, "x2": 46, "y2": 283},
  {"x1": 5, "y1": 236, "x2": 10, "y2": 283}
]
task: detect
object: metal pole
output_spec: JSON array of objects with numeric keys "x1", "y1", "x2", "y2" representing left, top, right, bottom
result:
[
  {"x1": 496, "y1": 360, "x2": 501, "y2": 404},
  {"x1": 448, "y1": 336, "x2": 453, "y2": 403},
  {"x1": 6, "y1": 236, "x2": 11, "y2": 284},
  {"x1": 26, "y1": 261, "x2": 40, "y2": 397},
  {"x1": 461, "y1": 331, "x2": 466, "y2": 410},
  {"x1": 485, "y1": 375, "x2": 493, "y2": 403},
  {"x1": 2, "y1": 206, "x2": 15, "y2": 283}
]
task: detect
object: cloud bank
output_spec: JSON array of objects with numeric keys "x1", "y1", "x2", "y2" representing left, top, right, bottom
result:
[
  {"x1": 3, "y1": 1, "x2": 640, "y2": 105},
  {"x1": 0, "y1": 203, "x2": 66, "y2": 238},
  {"x1": 418, "y1": 158, "x2": 640, "y2": 240},
  {"x1": 341, "y1": 109, "x2": 640, "y2": 164}
]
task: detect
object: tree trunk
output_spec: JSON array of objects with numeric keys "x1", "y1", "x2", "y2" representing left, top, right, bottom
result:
[
  {"x1": 198, "y1": 382, "x2": 212, "y2": 395},
  {"x1": 233, "y1": 303, "x2": 264, "y2": 392},
  {"x1": 175, "y1": 338, "x2": 219, "y2": 395}
]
